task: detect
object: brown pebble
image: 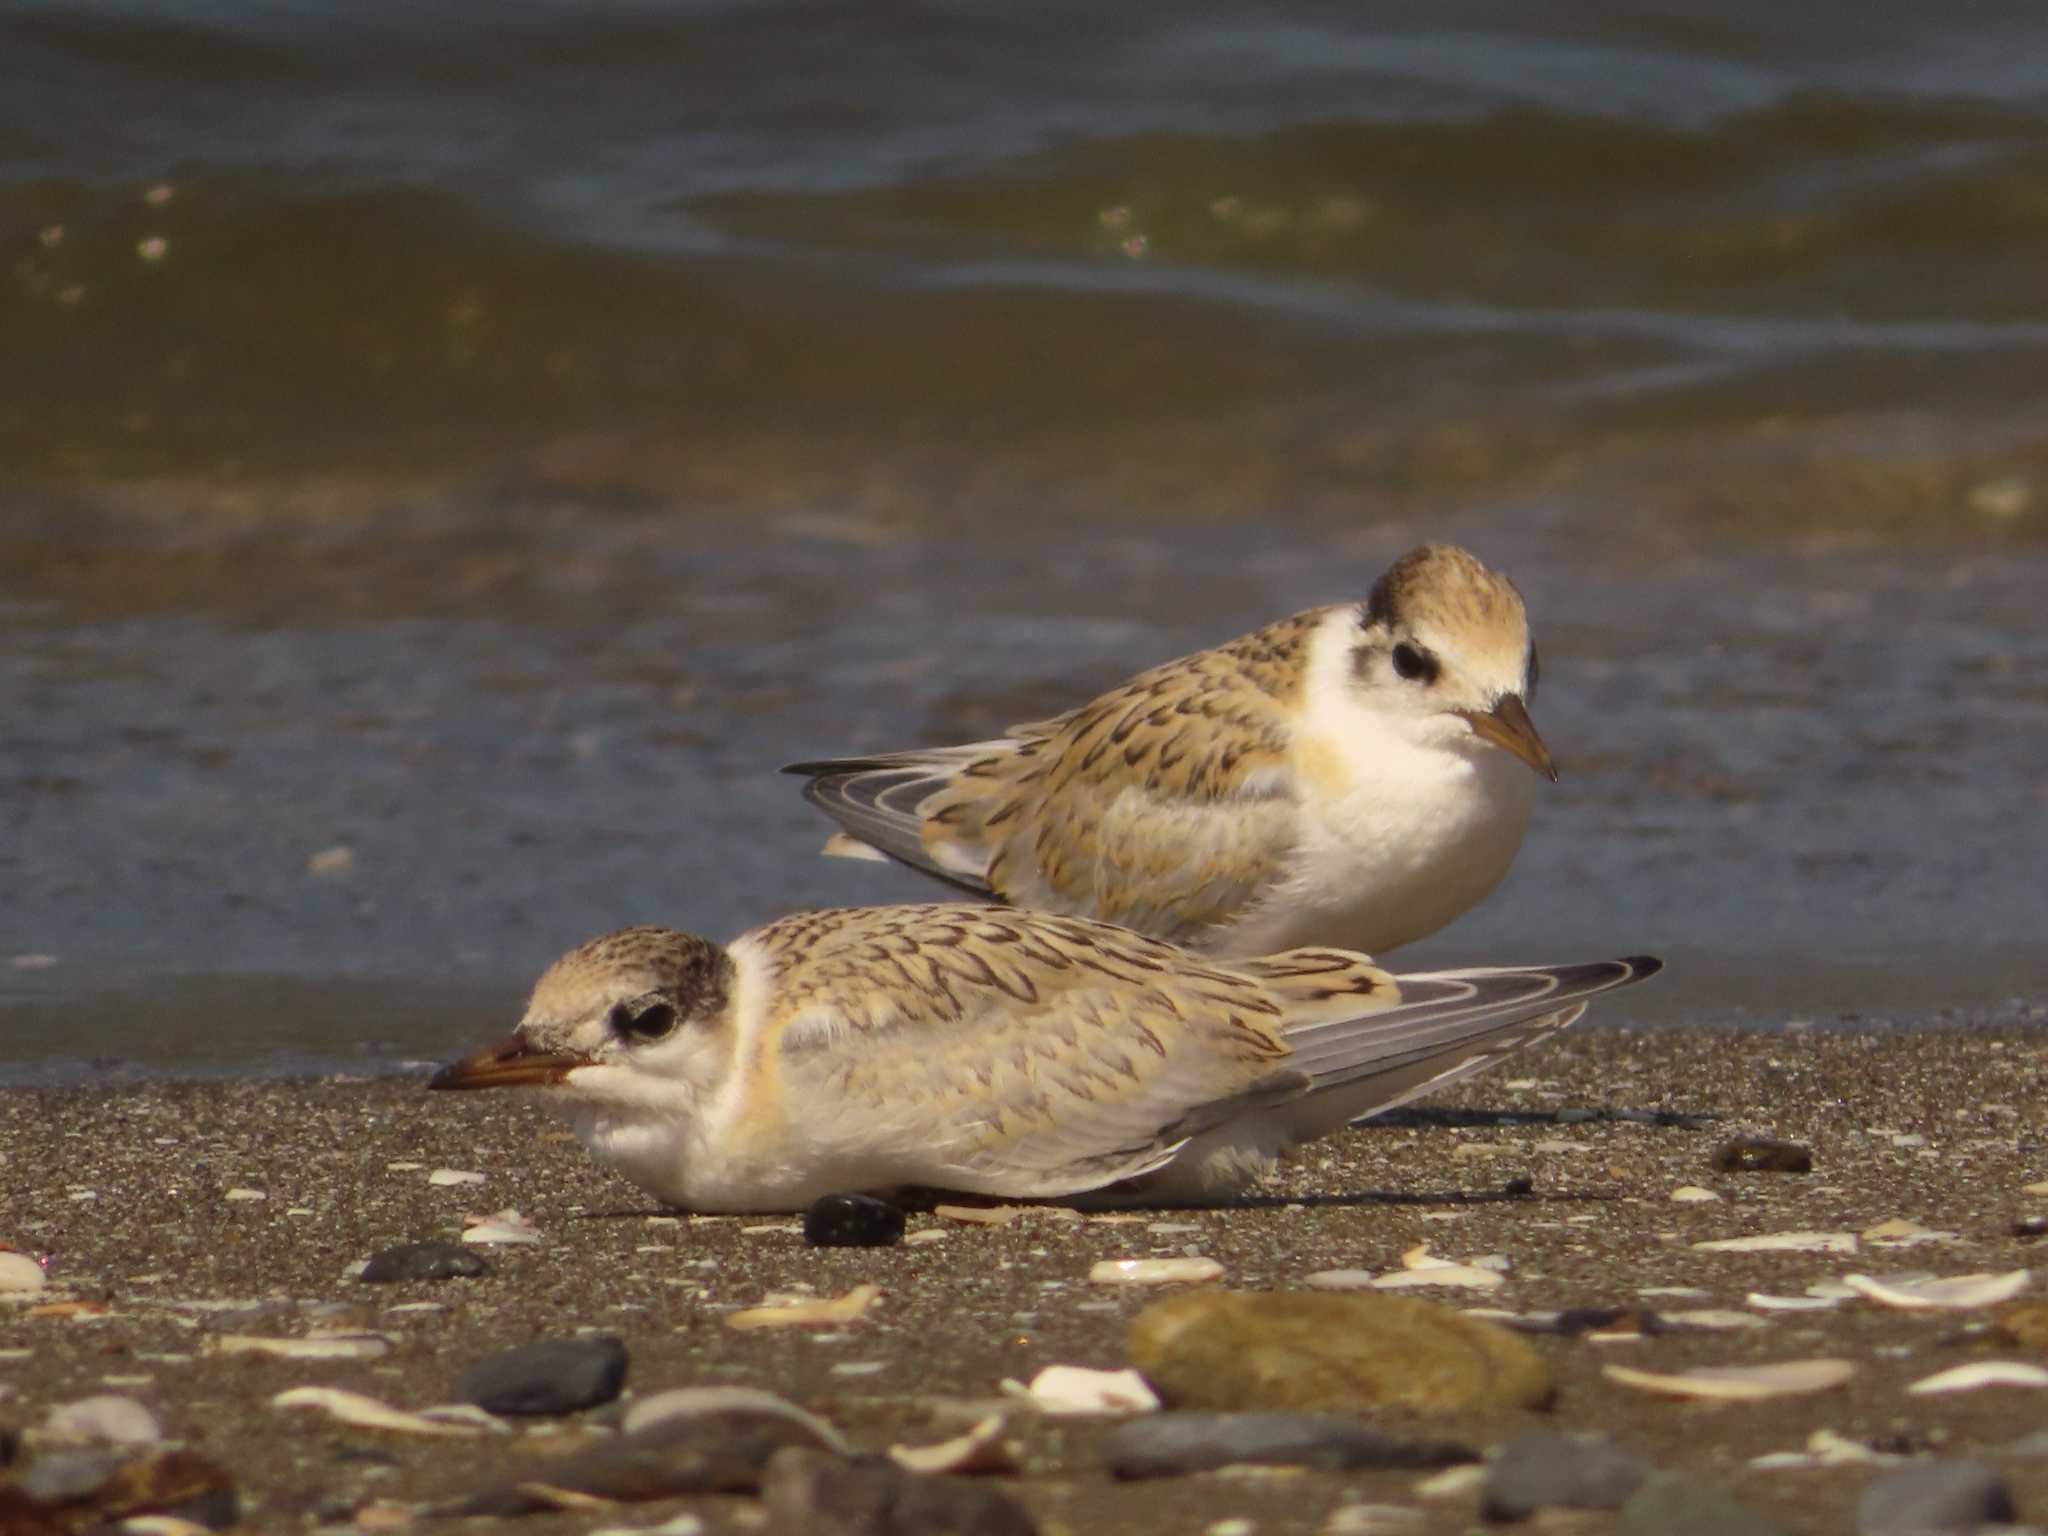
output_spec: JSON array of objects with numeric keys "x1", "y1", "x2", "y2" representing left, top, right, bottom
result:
[
  {"x1": 1992, "y1": 1303, "x2": 2048, "y2": 1353},
  {"x1": 1709, "y1": 1138, "x2": 1812, "y2": 1174}
]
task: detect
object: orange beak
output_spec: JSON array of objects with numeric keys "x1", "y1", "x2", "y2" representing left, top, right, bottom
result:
[
  {"x1": 1456, "y1": 694, "x2": 1557, "y2": 782},
  {"x1": 428, "y1": 1033, "x2": 588, "y2": 1091}
]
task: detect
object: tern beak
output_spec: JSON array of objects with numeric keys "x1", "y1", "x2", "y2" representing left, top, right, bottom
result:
[
  {"x1": 1456, "y1": 693, "x2": 1558, "y2": 782},
  {"x1": 428, "y1": 1032, "x2": 588, "y2": 1091}
]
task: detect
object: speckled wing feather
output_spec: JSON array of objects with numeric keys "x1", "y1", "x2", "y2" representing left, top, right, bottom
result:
[
  {"x1": 784, "y1": 609, "x2": 1331, "y2": 944},
  {"x1": 753, "y1": 906, "x2": 1342, "y2": 1197}
]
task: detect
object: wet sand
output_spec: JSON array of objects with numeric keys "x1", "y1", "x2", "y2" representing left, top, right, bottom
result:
[{"x1": 7, "y1": 1024, "x2": 2048, "y2": 1533}]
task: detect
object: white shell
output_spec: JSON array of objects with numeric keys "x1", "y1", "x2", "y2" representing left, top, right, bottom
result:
[
  {"x1": 1843, "y1": 1270, "x2": 2030, "y2": 1310},
  {"x1": 461, "y1": 1209, "x2": 542, "y2": 1245},
  {"x1": 1603, "y1": 1358, "x2": 1855, "y2": 1400},
  {"x1": 1747, "y1": 1292, "x2": 1840, "y2": 1312},
  {"x1": 1669, "y1": 1186, "x2": 1723, "y2": 1203},
  {"x1": 428, "y1": 1169, "x2": 486, "y2": 1186},
  {"x1": 888, "y1": 1414, "x2": 1019, "y2": 1474},
  {"x1": 223, "y1": 1188, "x2": 266, "y2": 1202},
  {"x1": 1750, "y1": 1429, "x2": 1906, "y2": 1470},
  {"x1": 0, "y1": 1252, "x2": 47, "y2": 1295},
  {"x1": 1907, "y1": 1361, "x2": 2048, "y2": 1395},
  {"x1": 1369, "y1": 1265, "x2": 1504, "y2": 1292},
  {"x1": 1692, "y1": 1231, "x2": 1857, "y2": 1254},
  {"x1": 1664, "y1": 1309, "x2": 1768, "y2": 1331},
  {"x1": 273, "y1": 1386, "x2": 506, "y2": 1435},
  {"x1": 1088, "y1": 1258, "x2": 1225, "y2": 1287},
  {"x1": 1860, "y1": 1218, "x2": 1956, "y2": 1247},
  {"x1": 1002, "y1": 1365, "x2": 1160, "y2": 1416},
  {"x1": 208, "y1": 1333, "x2": 392, "y2": 1360},
  {"x1": 41, "y1": 1394, "x2": 163, "y2": 1446},
  {"x1": 623, "y1": 1386, "x2": 848, "y2": 1451},
  {"x1": 725, "y1": 1283, "x2": 880, "y2": 1330}
]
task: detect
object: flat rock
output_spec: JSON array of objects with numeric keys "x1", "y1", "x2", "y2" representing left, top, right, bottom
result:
[
  {"x1": 1126, "y1": 1291, "x2": 1554, "y2": 1416},
  {"x1": 803, "y1": 1194, "x2": 906, "y2": 1248},
  {"x1": 359, "y1": 1241, "x2": 493, "y2": 1284},
  {"x1": 760, "y1": 1446, "x2": 1037, "y2": 1536},
  {"x1": 1617, "y1": 1473, "x2": 1786, "y2": 1536},
  {"x1": 1483, "y1": 1432, "x2": 1650, "y2": 1519},
  {"x1": 1857, "y1": 1462, "x2": 2016, "y2": 1535},
  {"x1": 14, "y1": 1448, "x2": 238, "y2": 1530},
  {"x1": 448, "y1": 1399, "x2": 844, "y2": 1516},
  {"x1": 1710, "y1": 1138, "x2": 1812, "y2": 1174},
  {"x1": 1104, "y1": 1413, "x2": 1475, "y2": 1479},
  {"x1": 453, "y1": 1336, "x2": 627, "y2": 1416}
]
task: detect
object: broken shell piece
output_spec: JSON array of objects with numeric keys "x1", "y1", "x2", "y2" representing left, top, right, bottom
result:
[
  {"x1": 1370, "y1": 1266, "x2": 1503, "y2": 1292},
  {"x1": 1860, "y1": 1218, "x2": 1957, "y2": 1247},
  {"x1": 208, "y1": 1332, "x2": 393, "y2": 1360},
  {"x1": 0, "y1": 1251, "x2": 48, "y2": 1294},
  {"x1": 1844, "y1": 1270, "x2": 2029, "y2": 1311},
  {"x1": 1089, "y1": 1258, "x2": 1223, "y2": 1287},
  {"x1": 1909, "y1": 1361, "x2": 2048, "y2": 1395},
  {"x1": 462, "y1": 1210, "x2": 542, "y2": 1245},
  {"x1": 1692, "y1": 1231, "x2": 1857, "y2": 1254},
  {"x1": 1751, "y1": 1429, "x2": 1908, "y2": 1470},
  {"x1": 274, "y1": 1386, "x2": 506, "y2": 1435},
  {"x1": 1414, "y1": 1463, "x2": 1487, "y2": 1498},
  {"x1": 429, "y1": 1169, "x2": 486, "y2": 1186},
  {"x1": 1002, "y1": 1365, "x2": 1160, "y2": 1416},
  {"x1": 725, "y1": 1283, "x2": 880, "y2": 1330},
  {"x1": 1305, "y1": 1270, "x2": 1378, "y2": 1291},
  {"x1": 887, "y1": 1414, "x2": 1020, "y2": 1475},
  {"x1": 1664, "y1": 1310, "x2": 1768, "y2": 1331},
  {"x1": 1670, "y1": 1186, "x2": 1722, "y2": 1203},
  {"x1": 1603, "y1": 1358, "x2": 1855, "y2": 1401},
  {"x1": 1747, "y1": 1292, "x2": 1841, "y2": 1312}
]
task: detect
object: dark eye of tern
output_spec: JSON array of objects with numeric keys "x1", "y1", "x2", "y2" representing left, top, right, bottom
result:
[
  {"x1": 610, "y1": 1000, "x2": 678, "y2": 1042},
  {"x1": 1391, "y1": 642, "x2": 1437, "y2": 683}
]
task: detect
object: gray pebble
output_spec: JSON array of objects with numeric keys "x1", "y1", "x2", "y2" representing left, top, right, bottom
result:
[
  {"x1": 359, "y1": 1240, "x2": 492, "y2": 1283},
  {"x1": 453, "y1": 1335, "x2": 627, "y2": 1415},
  {"x1": 1483, "y1": 1431, "x2": 1649, "y2": 1519},
  {"x1": 1105, "y1": 1413, "x2": 1473, "y2": 1479},
  {"x1": 1618, "y1": 1473, "x2": 1786, "y2": 1536},
  {"x1": 1858, "y1": 1462, "x2": 2016, "y2": 1535},
  {"x1": 762, "y1": 1446, "x2": 1036, "y2": 1536}
]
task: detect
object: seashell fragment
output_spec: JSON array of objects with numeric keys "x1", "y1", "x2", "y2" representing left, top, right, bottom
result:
[
  {"x1": 1670, "y1": 1186, "x2": 1722, "y2": 1203},
  {"x1": 1747, "y1": 1292, "x2": 1840, "y2": 1312},
  {"x1": 0, "y1": 1251, "x2": 47, "y2": 1295},
  {"x1": 1664, "y1": 1309, "x2": 1768, "y2": 1331},
  {"x1": 1907, "y1": 1361, "x2": 2048, "y2": 1395},
  {"x1": 1860, "y1": 1218, "x2": 1957, "y2": 1247},
  {"x1": 725, "y1": 1283, "x2": 880, "y2": 1330},
  {"x1": 1751, "y1": 1428, "x2": 1908, "y2": 1469},
  {"x1": 1692, "y1": 1231, "x2": 1857, "y2": 1254},
  {"x1": 1370, "y1": 1265, "x2": 1503, "y2": 1292},
  {"x1": 462, "y1": 1209, "x2": 542, "y2": 1245},
  {"x1": 208, "y1": 1332, "x2": 392, "y2": 1360},
  {"x1": 1089, "y1": 1258, "x2": 1223, "y2": 1287},
  {"x1": 1305, "y1": 1270, "x2": 1378, "y2": 1291},
  {"x1": 1001, "y1": 1365, "x2": 1160, "y2": 1416},
  {"x1": 429, "y1": 1169, "x2": 486, "y2": 1186},
  {"x1": 1603, "y1": 1358, "x2": 1855, "y2": 1401},
  {"x1": 1844, "y1": 1270, "x2": 2029, "y2": 1311},
  {"x1": 887, "y1": 1413, "x2": 1020, "y2": 1474},
  {"x1": 274, "y1": 1385, "x2": 507, "y2": 1435}
]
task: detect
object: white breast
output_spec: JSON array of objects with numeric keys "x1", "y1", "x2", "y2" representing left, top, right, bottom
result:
[{"x1": 1215, "y1": 610, "x2": 1535, "y2": 958}]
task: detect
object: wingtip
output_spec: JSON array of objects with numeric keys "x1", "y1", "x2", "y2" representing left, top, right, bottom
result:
[{"x1": 1622, "y1": 954, "x2": 1665, "y2": 980}]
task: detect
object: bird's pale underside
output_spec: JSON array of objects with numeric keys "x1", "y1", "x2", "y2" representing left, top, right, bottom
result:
[
  {"x1": 431, "y1": 905, "x2": 1660, "y2": 1212},
  {"x1": 786, "y1": 543, "x2": 1556, "y2": 958}
]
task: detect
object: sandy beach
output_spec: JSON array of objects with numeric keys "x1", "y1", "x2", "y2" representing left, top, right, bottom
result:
[{"x1": 8, "y1": 1023, "x2": 2048, "y2": 1533}]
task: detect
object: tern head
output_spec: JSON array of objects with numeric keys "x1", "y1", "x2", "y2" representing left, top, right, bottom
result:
[
  {"x1": 1348, "y1": 544, "x2": 1554, "y2": 781},
  {"x1": 429, "y1": 926, "x2": 735, "y2": 1108}
]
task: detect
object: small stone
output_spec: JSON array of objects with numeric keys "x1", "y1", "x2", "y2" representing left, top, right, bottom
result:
[
  {"x1": 1482, "y1": 1432, "x2": 1649, "y2": 1519},
  {"x1": 803, "y1": 1194, "x2": 905, "y2": 1249},
  {"x1": 453, "y1": 1336, "x2": 627, "y2": 1416},
  {"x1": 18, "y1": 1448, "x2": 238, "y2": 1530},
  {"x1": 41, "y1": 1395, "x2": 162, "y2": 1447},
  {"x1": 1126, "y1": 1291, "x2": 1553, "y2": 1416},
  {"x1": 1104, "y1": 1413, "x2": 1474, "y2": 1479},
  {"x1": 1619, "y1": 1474, "x2": 1785, "y2": 1536},
  {"x1": 0, "y1": 1251, "x2": 47, "y2": 1295},
  {"x1": 1995, "y1": 1302, "x2": 2048, "y2": 1351},
  {"x1": 1857, "y1": 1462, "x2": 2014, "y2": 1535},
  {"x1": 1709, "y1": 1138, "x2": 1811, "y2": 1174},
  {"x1": 359, "y1": 1242, "x2": 493, "y2": 1284},
  {"x1": 760, "y1": 1446, "x2": 1037, "y2": 1536}
]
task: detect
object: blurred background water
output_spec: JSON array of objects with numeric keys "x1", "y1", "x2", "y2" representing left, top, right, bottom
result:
[{"x1": 4, "y1": 1, "x2": 2046, "y2": 1079}]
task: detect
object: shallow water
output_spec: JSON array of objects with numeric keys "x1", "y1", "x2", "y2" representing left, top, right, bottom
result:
[{"x1": 3, "y1": 506, "x2": 2044, "y2": 1081}]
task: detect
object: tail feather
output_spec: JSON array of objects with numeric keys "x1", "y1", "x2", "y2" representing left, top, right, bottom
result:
[{"x1": 784, "y1": 747, "x2": 1005, "y2": 897}]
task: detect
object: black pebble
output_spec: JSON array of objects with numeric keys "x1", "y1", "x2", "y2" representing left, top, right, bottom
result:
[
  {"x1": 454, "y1": 1336, "x2": 629, "y2": 1416},
  {"x1": 1500, "y1": 1176, "x2": 1535, "y2": 1198},
  {"x1": 1709, "y1": 1137, "x2": 1812, "y2": 1174},
  {"x1": 359, "y1": 1241, "x2": 493, "y2": 1284},
  {"x1": 804, "y1": 1193, "x2": 905, "y2": 1248}
]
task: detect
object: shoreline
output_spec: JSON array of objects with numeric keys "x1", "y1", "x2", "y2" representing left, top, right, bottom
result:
[{"x1": 7, "y1": 1026, "x2": 2048, "y2": 1533}]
